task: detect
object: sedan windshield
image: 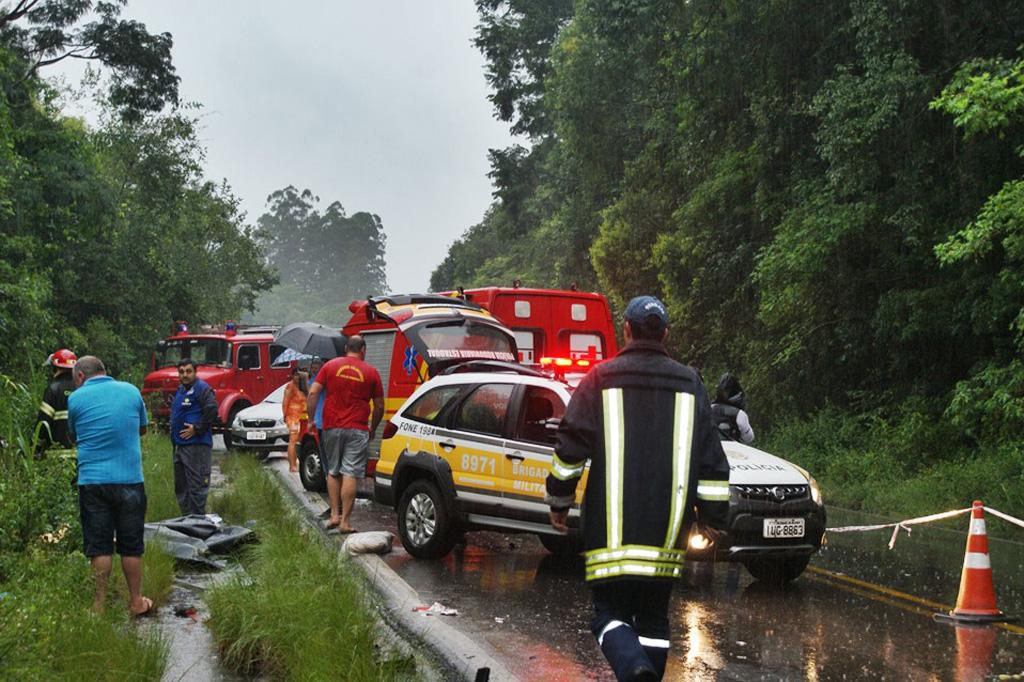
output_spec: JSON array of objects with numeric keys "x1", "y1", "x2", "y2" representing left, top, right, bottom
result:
[{"x1": 155, "y1": 339, "x2": 231, "y2": 368}]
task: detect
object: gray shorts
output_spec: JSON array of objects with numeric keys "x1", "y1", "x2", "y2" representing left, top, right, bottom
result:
[{"x1": 322, "y1": 428, "x2": 369, "y2": 478}]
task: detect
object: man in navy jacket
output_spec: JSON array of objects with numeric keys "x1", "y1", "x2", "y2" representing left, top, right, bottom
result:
[{"x1": 170, "y1": 358, "x2": 219, "y2": 515}]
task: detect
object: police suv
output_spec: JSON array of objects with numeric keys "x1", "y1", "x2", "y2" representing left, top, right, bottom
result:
[{"x1": 374, "y1": 362, "x2": 826, "y2": 583}]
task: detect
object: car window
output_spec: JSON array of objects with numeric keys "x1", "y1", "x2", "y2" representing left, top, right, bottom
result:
[
  {"x1": 452, "y1": 383, "x2": 515, "y2": 437},
  {"x1": 404, "y1": 385, "x2": 463, "y2": 424},
  {"x1": 514, "y1": 386, "x2": 566, "y2": 446}
]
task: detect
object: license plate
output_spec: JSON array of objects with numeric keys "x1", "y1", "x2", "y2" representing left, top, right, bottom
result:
[
  {"x1": 246, "y1": 431, "x2": 267, "y2": 441},
  {"x1": 763, "y1": 518, "x2": 805, "y2": 538}
]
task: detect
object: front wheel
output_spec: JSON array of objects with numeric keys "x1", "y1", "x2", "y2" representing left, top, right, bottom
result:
[
  {"x1": 743, "y1": 555, "x2": 810, "y2": 585},
  {"x1": 221, "y1": 405, "x2": 246, "y2": 450},
  {"x1": 299, "y1": 437, "x2": 326, "y2": 492},
  {"x1": 397, "y1": 479, "x2": 456, "y2": 559}
]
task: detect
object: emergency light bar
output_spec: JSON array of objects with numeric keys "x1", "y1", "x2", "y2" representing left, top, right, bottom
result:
[{"x1": 539, "y1": 357, "x2": 593, "y2": 370}]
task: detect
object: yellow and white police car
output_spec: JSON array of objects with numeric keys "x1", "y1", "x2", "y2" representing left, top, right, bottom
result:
[{"x1": 374, "y1": 362, "x2": 826, "y2": 583}]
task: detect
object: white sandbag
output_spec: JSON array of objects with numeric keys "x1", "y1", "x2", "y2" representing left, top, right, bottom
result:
[{"x1": 342, "y1": 530, "x2": 394, "y2": 556}]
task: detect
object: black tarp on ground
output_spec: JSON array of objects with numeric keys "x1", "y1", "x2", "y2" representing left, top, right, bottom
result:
[{"x1": 145, "y1": 514, "x2": 254, "y2": 568}]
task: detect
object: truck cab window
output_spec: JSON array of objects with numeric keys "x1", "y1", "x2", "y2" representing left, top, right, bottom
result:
[
  {"x1": 270, "y1": 344, "x2": 291, "y2": 367},
  {"x1": 238, "y1": 344, "x2": 261, "y2": 370}
]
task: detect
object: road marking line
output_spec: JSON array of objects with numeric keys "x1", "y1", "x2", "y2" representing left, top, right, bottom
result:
[{"x1": 807, "y1": 565, "x2": 1024, "y2": 635}]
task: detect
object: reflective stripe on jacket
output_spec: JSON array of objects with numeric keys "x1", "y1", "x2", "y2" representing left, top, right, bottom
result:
[
  {"x1": 37, "y1": 373, "x2": 75, "y2": 451},
  {"x1": 545, "y1": 340, "x2": 730, "y2": 583}
]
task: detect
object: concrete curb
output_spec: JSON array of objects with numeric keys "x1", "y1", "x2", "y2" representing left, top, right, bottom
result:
[{"x1": 264, "y1": 459, "x2": 516, "y2": 682}]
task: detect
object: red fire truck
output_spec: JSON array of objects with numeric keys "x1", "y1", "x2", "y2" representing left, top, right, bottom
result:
[
  {"x1": 142, "y1": 321, "x2": 297, "y2": 448},
  {"x1": 445, "y1": 285, "x2": 618, "y2": 367}
]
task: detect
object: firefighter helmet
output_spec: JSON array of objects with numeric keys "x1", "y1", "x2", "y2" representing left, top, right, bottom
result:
[{"x1": 46, "y1": 349, "x2": 78, "y2": 369}]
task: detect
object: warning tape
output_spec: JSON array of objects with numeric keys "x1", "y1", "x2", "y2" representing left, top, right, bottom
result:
[{"x1": 826, "y1": 505, "x2": 1024, "y2": 550}]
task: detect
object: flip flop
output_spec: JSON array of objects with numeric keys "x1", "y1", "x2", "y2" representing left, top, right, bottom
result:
[{"x1": 131, "y1": 596, "x2": 155, "y2": 617}]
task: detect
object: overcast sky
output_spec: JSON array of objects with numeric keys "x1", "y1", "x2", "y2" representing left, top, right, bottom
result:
[{"x1": 54, "y1": 1, "x2": 515, "y2": 294}]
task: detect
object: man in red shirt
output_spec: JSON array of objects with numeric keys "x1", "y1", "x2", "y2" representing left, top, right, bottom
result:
[{"x1": 307, "y1": 336, "x2": 384, "y2": 532}]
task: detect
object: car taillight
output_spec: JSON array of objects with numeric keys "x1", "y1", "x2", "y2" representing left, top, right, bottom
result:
[{"x1": 382, "y1": 421, "x2": 398, "y2": 439}]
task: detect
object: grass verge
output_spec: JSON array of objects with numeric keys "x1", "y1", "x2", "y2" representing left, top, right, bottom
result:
[
  {"x1": 205, "y1": 456, "x2": 417, "y2": 680},
  {"x1": 0, "y1": 433, "x2": 184, "y2": 679}
]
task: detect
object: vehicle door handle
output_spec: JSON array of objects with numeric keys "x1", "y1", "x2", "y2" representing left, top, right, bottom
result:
[
  {"x1": 439, "y1": 440, "x2": 456, "y2": 452},
  {"x1": 505, "y1": 452, "x2": 525, "y2": 462}
]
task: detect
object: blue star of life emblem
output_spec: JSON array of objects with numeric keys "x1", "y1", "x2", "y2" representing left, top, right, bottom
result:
[{"x1": 403, "y1": 346, "x2": 419, "y2": 376}]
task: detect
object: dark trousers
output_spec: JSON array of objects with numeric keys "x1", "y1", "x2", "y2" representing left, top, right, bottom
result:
[
  {"x1": 173, "y1": 444, "x2": 211, "y2": 516},
  {"x1": 591, "y1": 580, "x2": 674, "y2": 681}
]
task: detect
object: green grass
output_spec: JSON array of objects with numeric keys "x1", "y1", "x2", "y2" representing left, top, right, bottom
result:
[
  {"x1": 141, "y1": 433, "x2": 181, "y2": 522},
  {"x1": 0, "y1": 433, "x2": 186, "y2": 680},
  {"x1": 205, "y1": 457, "x2": 417, "y2": 680},
  {"x1": 0, "y1": 547, "x2": 167, "y2": 680}
]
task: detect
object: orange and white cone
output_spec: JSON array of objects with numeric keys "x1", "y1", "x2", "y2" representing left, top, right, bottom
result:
[{"x1": 934, "y1": 500, "x2": 1017, "y2": 625}]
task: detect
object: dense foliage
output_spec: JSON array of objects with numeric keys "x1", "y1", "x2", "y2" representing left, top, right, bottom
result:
[
  {"x1": 0, "y1": 8, "x2": 275, "y2": 384},
  {"x1": 248, "y1": 185, "x2": 389, "y2": 326},
  {"x1": 434, "y1": 0, "x2": 1024, "y2": 512}
]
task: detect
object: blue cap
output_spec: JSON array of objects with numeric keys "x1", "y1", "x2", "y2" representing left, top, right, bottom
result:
[{"x1": 623, "y1": 295, "x2": 668, "y2": 331}]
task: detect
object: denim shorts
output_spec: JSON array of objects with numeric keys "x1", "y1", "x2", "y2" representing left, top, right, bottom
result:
[
  {"x1": 78, "y1": 483, "x2": 147, "y2": 557},
  {"x1": 322, "y1": 428, "x2": 369, "y2": 478}
]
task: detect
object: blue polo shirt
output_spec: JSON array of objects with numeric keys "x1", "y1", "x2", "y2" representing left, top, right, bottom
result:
[{"x1": 68, "y1": 375, "x2": 149, "y2": 485}]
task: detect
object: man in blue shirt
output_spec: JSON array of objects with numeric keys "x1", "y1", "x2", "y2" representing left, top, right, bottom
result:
[
  {"x1": 170, "y1": 358, "x2": 219, "y2": 515},
  {"x1": 67, "y1": 355, "x2": 152, "y2": 616}
]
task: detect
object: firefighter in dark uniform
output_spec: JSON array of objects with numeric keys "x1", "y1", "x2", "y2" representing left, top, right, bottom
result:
[
  {"x1": 36, "y1": 348, "x2": 78, "y2": 458},
  {"x1": 546, "y1": 296, "x2": 731, "y2": 681}
]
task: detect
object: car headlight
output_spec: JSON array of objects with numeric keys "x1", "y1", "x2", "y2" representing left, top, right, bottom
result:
[{"x1": 808, "y1": 475, "x2": 823, "y2": 506}]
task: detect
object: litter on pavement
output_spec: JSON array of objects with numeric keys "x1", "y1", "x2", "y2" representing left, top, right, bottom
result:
[
  {"x1": 342, "y1": 530, "x2": 394, "y2": 556},
  {"x1": 413, "y1": 602, "x2": 458, "y2": 616}
]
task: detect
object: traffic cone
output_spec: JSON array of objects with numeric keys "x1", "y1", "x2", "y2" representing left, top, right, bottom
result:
[{"x1": 934, "y1": 500, "x2": 1017, "y2": 625}]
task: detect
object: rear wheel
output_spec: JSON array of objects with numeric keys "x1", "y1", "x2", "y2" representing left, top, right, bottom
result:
[
  {"x1": 299, "y1": 437, "x2": 326, "y2": 492},
  {"x1": 538, "y1": 532, "x2": 583, "y2": 556},
  {"x1": 743, "y1": 555, "x2": 810, "y2": 585},
  {"x1": 397, "y1": 479, "x2": 456, "y2": 559}
]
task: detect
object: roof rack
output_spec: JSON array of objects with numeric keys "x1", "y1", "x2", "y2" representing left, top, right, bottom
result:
[
  {"x1": 370, "y1": 294, "x2": 482, "y2": 311},
  {"x1": 439, "y1": 360, "x2": 547, "y2": 378},
  {"x1": 236, "y1": 325, "x2": 281, "y2": 335}
]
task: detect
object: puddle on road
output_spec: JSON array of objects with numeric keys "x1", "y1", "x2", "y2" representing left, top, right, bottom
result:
[{"x1": 147, "y1": 569, "x2": 247, "y2": 682}]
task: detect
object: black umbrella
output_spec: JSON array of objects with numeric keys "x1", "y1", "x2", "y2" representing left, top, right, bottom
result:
[{"x1": 274, "y1": 322, "x2": 347, "y2": 359}]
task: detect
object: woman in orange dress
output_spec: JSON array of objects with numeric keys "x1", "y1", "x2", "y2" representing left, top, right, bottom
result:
[{"x1": 282, "y1": 369, "x2": 308, "y2": 473}]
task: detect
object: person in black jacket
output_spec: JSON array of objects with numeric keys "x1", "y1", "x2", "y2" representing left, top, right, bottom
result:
[
  {"x1": 36, "y1": 348, "x2": 78, "y2": 458},
  {"x1": 711, "y1": 373, "x2": 755, "y2": 444},
  {"x1": 546, "y1": 296, "x2": 731, "y2": 682}
]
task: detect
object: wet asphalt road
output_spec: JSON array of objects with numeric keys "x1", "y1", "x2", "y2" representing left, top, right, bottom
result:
[{"x1": 275, "y1": 452, "x2": 1024, "y2": 681}]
